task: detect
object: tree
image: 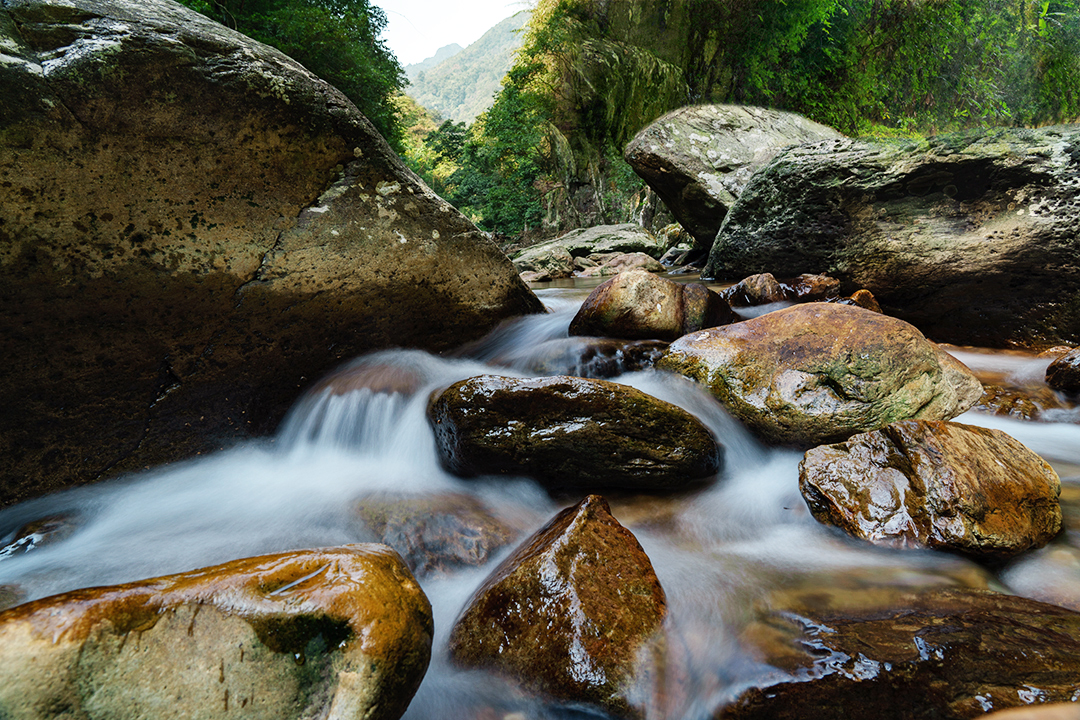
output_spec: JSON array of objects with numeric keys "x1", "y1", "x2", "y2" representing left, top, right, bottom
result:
[{"x1": 178, "y1": 0, "x2": 408, "y2": 152}]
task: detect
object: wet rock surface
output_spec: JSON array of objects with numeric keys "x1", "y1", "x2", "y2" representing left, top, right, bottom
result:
[
  {"x1": 488, "y1": 337, "x2": 669, "y2": 379},
  {"x1": 1046, "y1": 348, "x2": 1080, "y2": 394},
  {"x1": 625, "y1": 105, "x2": 843, "y2": 248},
  {"x1": 0, "y1": 0, "x2": 541, "y2": 507},
  {"x1": 799, "y1": 420, "x2": 1062, "y2": 560},
  {"x1": 658, "y1": 303, "x2": 982, "y2": 446},
  {"x1": 703, "y1": 126, "x2": 1080, "y2": 347},
  {"x1": 353, "y1": 492, "x2": 519, "y2": 578},
  {"x1": 723, "y1": 588, "x2": 1080, "y2": 720},
  {"x1": 569, "y1": 269, "x2": 737, "y2": 342},
  {"x1": 428, "y1": 374, "x2": 721, "y2": 491},
  {"x1": 0, "y1": 544, "x2": 433, "y2": 720},
  {"x1": 448, "y1": 495, "x2": 666, "y2": 719}
]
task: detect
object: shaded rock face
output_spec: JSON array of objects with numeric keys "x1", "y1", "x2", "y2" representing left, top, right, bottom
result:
[
  {"x1": 658, "y1": 303, "x2": 983, "y2": 446},
  {"x1": 512, "y1": 224, "x2": 665, "y2": 278},
  {"x1": 448, "y1": 495, "x2": 666, "y2": 719},
  {"x1": 799, "y1": 420, "x2": 1062, "y2": 561},
  {"x1": 427, "y1": 375, "x2": 722, "y2": 491},
  {"x1": 353, "y1": 492, "x2": 519, "y2": 578},
  {"x1": 624, "y1": 104, "x2": 844, "y2": 249},
  {"x1": 0, "y1": 0, "x2": 542, "y2": 507},
  {"x1": 0, "y1": 544, "x2": 433, "y2": 720},
  {"x1": 569, "y1": 269, "x2": 738, "y2": 341},
  {"x1": 722, "y1": 588, "x2": 1080, "y2": 720},
  {"x1": 1046, "y1": 348, "x2": 1080, "y2": 394},
  {"x1": 703, "y1": 126, "x2": 1080, "y2": 347}
]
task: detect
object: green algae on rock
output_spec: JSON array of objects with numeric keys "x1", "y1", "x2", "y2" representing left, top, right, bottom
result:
[
  {"x1": 0, "y1": 544, "x2": 433, "y2": 720},
  {"x1": 658, "y1": 303, "x2": 982, "y2": 446}
]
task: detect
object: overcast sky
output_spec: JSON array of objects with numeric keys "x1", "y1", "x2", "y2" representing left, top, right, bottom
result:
[{"x1": 374, "y1": 0, "x2": 530, "y2": 66}]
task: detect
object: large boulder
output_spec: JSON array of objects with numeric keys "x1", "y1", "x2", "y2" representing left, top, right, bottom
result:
[
  {"x1": 702, "y1": 126, "x2": 1080, "y2": 347},
  {"x1": 799, "y1": 420, "x2": 1062, "y2": 561},
  {"x1": 512, "y1": 224, "x2": 665, "y2": 277},
  {"x1": 657, "y1": 303, "x2": 983, "y2": 446},
  {"x1": 0, "y1": 0, "x2": 542, "y2": 506},
  {"x1": 723, "y1": 588, "x2": 1080, "y2": 719},
  {"x1": 427, "y1": 374, "x2": 722, "y2": 491},
  {"x1": 624, "y1": 105, "x2": 844, "y2": 249},
  {"x1": 0, "y1": 544, "x2": 433, "y2": 720},
  {"x1": 448, "y1": 495, "x2": 667, "y2": 719},
  {"x1": 569, "y1": 269, "x2": 737, "y2": 341}
]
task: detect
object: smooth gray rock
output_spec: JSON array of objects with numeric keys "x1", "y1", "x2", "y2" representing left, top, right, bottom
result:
[
  {"x1": 512, "y1": 224, "x2": 665, "y2": 277},
  {"x1": 625, "y1": 105, "x2": 843, "y2": 248}
]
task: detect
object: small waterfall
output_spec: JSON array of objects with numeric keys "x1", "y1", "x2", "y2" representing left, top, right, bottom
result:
[{"x1": 0, "y1": 287, "x2": 1077, "y2": 719}]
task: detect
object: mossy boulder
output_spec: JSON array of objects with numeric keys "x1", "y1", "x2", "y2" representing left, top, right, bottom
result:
[
  {"x1": 703, "y1": 126, "x2": 1080, "y2": 347},
  {"x1": 0, "y1": 0, "x2": 541, "y2": 506}
]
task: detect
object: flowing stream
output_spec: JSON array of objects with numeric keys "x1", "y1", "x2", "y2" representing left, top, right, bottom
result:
[{"x1": 1, "y1": 286, "x2": 1079, "y2": 719}]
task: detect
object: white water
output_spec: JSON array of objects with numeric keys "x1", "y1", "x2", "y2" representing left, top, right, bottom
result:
[{"x1": 1, "y1": 290, "x2": 1078, "y2": 719}]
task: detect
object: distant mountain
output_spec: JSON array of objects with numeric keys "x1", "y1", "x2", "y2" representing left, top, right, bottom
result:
[
  {"x1": 404, "y1": 44, "x2": 463, "y2": 82},
  {"x1": 404, "y1": 10, "x2": 530, "y2": 125}
]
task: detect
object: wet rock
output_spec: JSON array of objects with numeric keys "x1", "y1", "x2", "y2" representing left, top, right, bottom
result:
[
  {"x1": 828, "y1": 288, "x2": 883, "y2": 313},
  {"x1": 1046, "y1": 348, "x2": 1080, "y2": 394},
  {"x1": 569, "y1": 269, "x2": 738, "y2": 341},
  {"x1": 0, "y1": 513, "x2": 80, "y2": 560},
  {"x1": 354, "y1": 492, "x2": 518, "y2": 578},
  {"x1": 625, "y1": 105, "x2": 843, "y2": 248},
  {"x1": 427, "y1": 375, "x2": 722, "y2": 491},
  {"x1": 985, "y1": 705, "x2": 1080, "y2": 720},
  {"x1": 493, "y1": 337, "x2": 669, "y2": 379},
  {"x1": 575, "y1": 252, "x2": 665, "y2": 278},
  {"x1": 0, "y1": 544, "x2": 432, "y2": 720},
  {"x1": 973, "y1": 383, "x2": 1068, "y2": 421},
  {"x1": 721, "y1": 273, "x2": 794, "y2": 307},
  {"x1": 448, "y1": 495, "x2": 666, "y2": 719},
  {"x1": 0, "y1": 0, "x2": 542, "y2": 507},
  {"x1": 703, "y1": 127, "x2": 1080, "y2": 347},
  {"x1": 658, "y1": 303, "x2": 982, "y2": 446},
  {"x1": 512, "y1": 225, "x2": 665, "y2": 275},
  {"x1": 724, "y1": 588, "x2": 1080, "y2": 719},
  {"x1": 799, "y1": 420, "x2": 1062, "y2": 561},
  {"x1": 789, "y1": 273, "x2": 842, "y2": 302}
]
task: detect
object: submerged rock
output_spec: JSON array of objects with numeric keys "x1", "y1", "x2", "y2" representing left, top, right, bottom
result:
[
  {"x1": 723, "y1": 588, "x2": 1080, "y2": 719},
  {"x1": 353, "y1": 492, "x2": 519, "y2": 578},
  {"x1": 625, "y1": 104, "x2": 843, "y2": 249},
  {"x1": 799, "y1": 420, "x2": 1062, "y2": 561},
  {"x1": 0, "y1": 545, "x2": 433, "y2": 720},
  {"x1": 569, "y1": 269, "x2": 737, "y2": 341},
  {"x1": 1046, "y1": 348, "x2": 1080, "y2": 394},
  {"x1": 490, "y1": 337, "x2": 669, "y2": 379},
  {"x1": 0, "y1": 0, "x2": 541, "y2": 507},
  {"x1": 427, "y1": 374, "x2": 722, "y2": 491},
  {"x1": 659, "y1": 303, "x2": 982, "y2": 446},
  {"x1": 448, "y1": 495, "x2": 666, "y2": 719},
  {"x1": 703, "y1": 126, "x2": 1080, "y2": 347}
]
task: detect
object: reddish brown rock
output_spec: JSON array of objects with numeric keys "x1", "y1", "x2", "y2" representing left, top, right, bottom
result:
[
  {"x1": 354, "y1": 492, "x2": 519, "y2": 578},
  {"x1": 829, "y1": 288, "x2": 882, "y2": 313},
  {"x1": 789, "y1": 273, "x2": 841, "y2": 302},
  {"x1": 659, "y1": 303, "x2": 983, "y2": 446},
  {"x1": 448, "y1": 495, "x2": 666, "y2": 719},
  {"x1": 569, "y1": 269, "x2": 737, "y2": 341},
  {"x1": 799, "y1": 420, "x2": 1062, "y2": 560},
  {"x1": 1047, "y1": 348, "x2": 1080, "y2": 394},
  {"x1": 427, "y1": 375, "x2": 722, "y2": 491},
  {"x1": 722, "y1": 273, "x2": 794, "y2": 307},
  {"x1": 973, "y1": 383, "x2": 1068, "y2": 421},
  {"x1": 723, "y1": 588, "x2": 1080, "y2": 719},
  {"x1": 0, "y1": 544, "x2": 433, "y2": 720}
]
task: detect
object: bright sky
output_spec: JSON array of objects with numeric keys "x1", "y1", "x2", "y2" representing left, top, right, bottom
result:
[{"x1": 374, "y1": 0, "x2": 530, "y2": 66}]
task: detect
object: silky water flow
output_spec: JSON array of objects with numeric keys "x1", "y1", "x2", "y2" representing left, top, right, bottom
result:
[{"x1": 1, "y1": 289, "x2": 1078, "y2": 719}]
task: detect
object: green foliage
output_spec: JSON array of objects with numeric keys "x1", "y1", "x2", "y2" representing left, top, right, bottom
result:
[{"x1": 176, "y1": 0, "x2": 408, "y2": 151}]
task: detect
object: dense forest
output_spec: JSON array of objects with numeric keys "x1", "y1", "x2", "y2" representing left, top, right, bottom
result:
[
  {"x1": 178, "y1": 0, "x2": 1080, "y2": 242},
  {"x1": 412, "y1": 0, "x2": 1080, "y2": 239}
]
